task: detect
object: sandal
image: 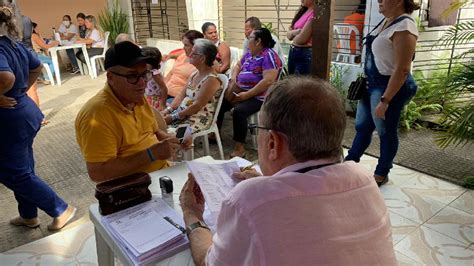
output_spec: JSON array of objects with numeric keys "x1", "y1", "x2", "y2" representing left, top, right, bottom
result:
[
  {"x1": 375, "y1": 175, "x2": 389, "y2": 187},
  {"x1": 10, "y1": 216, "x2": 40, "y2": 228}
]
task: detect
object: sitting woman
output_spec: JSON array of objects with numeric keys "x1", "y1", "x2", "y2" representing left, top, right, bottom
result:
[
  {"x1": 217, "y1": 28, "x2": 282, "y2": 158},
  {"x1": 31, "y1": 22, "x2": 59, "y2": 84},
  {"x1": 142, "y1": 47, "x2": 168, "y2": 111},
  {"x1": 161, "y1": 39, "x2": 223, "y2": 135},
  {"x1": 202, "y1": 22, "x2": 231, "y2": 74},
  {"x1": 75, "y1": 15, "x2": 104, "y2": 65},
  {"x1": 164, "y1": 30, "x2": 204, "y2": 99}
]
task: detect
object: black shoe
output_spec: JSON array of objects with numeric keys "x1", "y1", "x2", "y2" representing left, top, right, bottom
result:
[
  {"x1": 375, "y1": 175, "x2": 389, "y2": 187},
  {"x1": 70, "y1": 67, "x2": 80, "y2": 74}
]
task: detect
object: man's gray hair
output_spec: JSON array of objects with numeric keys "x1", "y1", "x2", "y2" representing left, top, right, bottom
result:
[
  {"x1": 245, "y1": 16, "x2": 262, "y2": 30},
  {"x1": 115, "y1": 33, "x2": 133, "y2": 44},
  {"x1": 193, "y1": 38, "x2": 217, "y2": 67},
  {"x1": 261, "y1": 77, "x2": 346, "y2": 161}
]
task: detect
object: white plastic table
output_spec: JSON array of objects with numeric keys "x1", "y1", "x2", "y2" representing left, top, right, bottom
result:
[
  {"x1": 48, "y1": 43, "x2": 93, "y2": 86},
  {"x1": 89, "y1": 156, "x2": 216, "y2": 266}
]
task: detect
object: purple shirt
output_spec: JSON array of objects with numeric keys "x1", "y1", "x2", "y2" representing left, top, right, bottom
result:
[
  {"x1": 205, "y1": 160, "x2": 396, "y2": 266},
  {"x1": 236, "y1": 48, "x2": 282, "y2": 101}
]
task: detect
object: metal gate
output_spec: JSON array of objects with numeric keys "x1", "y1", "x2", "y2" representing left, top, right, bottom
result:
[{"x1": 131, "y1": 0, "x2": 189, "y2": 45}]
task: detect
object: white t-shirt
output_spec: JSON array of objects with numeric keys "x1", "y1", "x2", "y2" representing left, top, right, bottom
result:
[
  {"x1": 87, "y1": 29, "x2": 104, "y2": 48},
  {"x1": 58, "y1": 24, "x2": 78, "y2": 45},
  {"x1": 371, "y1": 14, "x2": 418, "y2": 75}
]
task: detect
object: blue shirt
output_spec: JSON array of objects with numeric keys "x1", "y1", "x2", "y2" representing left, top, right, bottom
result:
[{"x1": 0, "y1": 36, "x2": 40, "y2": 98}]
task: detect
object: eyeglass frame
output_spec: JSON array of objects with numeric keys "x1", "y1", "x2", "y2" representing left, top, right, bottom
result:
[
  {"x1": 248, "y1": 123, "x2": 271, "y2": 135},
  {"x1": 109, "y1": 70, "x2": 152, "y2": 84}
]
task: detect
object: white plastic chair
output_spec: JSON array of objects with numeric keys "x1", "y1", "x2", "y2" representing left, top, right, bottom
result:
[
  {"x1": 42, "y1": 63, "x2": 55, "y2": 86},
  {"x1": 89, "y1": 31, "x2": 110, "y2": 78},
  {"x1": 226, "y1": 47, "x2": 241, "y2": 76},
  {"x1": 333, "y1": 24, "x2": 361, "y2": 64},
  {"x1": 189, "y1": 74, "x2": 229, "y2": 160},
  {"x1": 247, "y1": 68, "x2": 285, "y2": 150}
]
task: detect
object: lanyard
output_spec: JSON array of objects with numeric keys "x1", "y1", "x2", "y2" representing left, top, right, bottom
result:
[{"x1": 295, "y1": 162, "x2": 338, "y2": 173}]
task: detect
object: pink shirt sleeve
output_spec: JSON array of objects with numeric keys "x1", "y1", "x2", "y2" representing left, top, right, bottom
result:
[
  {"x1": 205, "y1": 198, "x2": 262, "y2": 265},
  {"x1": 293, "y1": 10, "x2": 314, "y2": 30}
]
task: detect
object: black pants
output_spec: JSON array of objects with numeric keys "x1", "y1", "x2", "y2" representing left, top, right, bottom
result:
[
  {"x1": 76, "y1": 48, "x2": 104, "y2": 64},
  {"x1": 217, "y1": 97, "x2": 263, "y2": 143}
]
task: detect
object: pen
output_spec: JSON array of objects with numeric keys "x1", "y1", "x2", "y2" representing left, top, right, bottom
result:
[
  {"x1": 241, "y1": 162, "x2": 257, "y2": 171},
  {"x1": 164, "y1": 216, "x2": 186, "y2": 234}
]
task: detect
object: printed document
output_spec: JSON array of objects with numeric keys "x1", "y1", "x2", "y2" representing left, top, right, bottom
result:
[{"x1": 102, "y1": 198, "x2": 186, "y2": 260}]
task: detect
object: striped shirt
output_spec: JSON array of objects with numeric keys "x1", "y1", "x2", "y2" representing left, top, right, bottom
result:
[{"x1": 236, "y1": 48, "x2": 282, "y2": 101}]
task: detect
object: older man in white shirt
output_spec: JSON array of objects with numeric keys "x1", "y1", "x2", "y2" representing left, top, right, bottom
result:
[
  {"x1": 180, "y1": 77, "x2": 396, "y2": 266},
  {"x1": 242, "y1": 16, "x2": 286, "y2": 64}
]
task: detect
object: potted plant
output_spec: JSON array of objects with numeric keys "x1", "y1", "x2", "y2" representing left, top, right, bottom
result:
[{"x1": 98, "y1": 0, "x2": 129, "y2": 46}]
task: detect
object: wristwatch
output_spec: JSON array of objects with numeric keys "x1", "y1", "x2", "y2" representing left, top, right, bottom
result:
[
  {"x1": 186, "y1": 221, "x2": 210, "y2": 237},
  {"x1": 380, "y1": 95, "x2": 390, "y2": 104}
]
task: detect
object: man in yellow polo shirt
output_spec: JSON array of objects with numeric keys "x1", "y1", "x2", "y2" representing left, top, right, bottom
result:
[{"x1": 75, "y1": 41, "x2": 180, "y2": 183}]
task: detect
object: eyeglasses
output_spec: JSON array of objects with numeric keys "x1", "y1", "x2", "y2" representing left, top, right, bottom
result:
[
  {"x1": 110, "y1": 70, "x2": 152, "y2": 84},
  {"x1": 248, "y1": 123, "x2": 271, "y2": 135}
]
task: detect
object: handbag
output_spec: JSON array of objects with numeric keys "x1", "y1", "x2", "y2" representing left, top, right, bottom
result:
[
  {"x1": 95, "y1": 172, "x2": 152, "y2": 215},
  {"x1": 347, "y1": 76, "x2": 367, "y2": 100}
]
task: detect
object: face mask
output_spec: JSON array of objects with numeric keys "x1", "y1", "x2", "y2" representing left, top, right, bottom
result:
[{"x1": 62, "y1": 20, "x2": 70, "y2": 27}]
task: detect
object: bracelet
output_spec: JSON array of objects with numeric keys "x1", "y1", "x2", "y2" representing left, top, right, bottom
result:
[
  {"x1": 171, "y1": 112, "x2": 181, "y2": 121},
  {"x1": 165, "y1": 106, "x2": 174, "y2": 114},
  {"x1": 146, "y1": 148, "x2": 156, "y2": 162}
]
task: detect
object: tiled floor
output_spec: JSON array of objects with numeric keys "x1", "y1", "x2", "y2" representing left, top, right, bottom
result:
[{"x1": 1, "y1": 153, "x2": 472, "y2": 265}]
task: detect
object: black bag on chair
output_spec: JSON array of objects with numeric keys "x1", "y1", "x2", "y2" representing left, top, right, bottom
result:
[{"x1": 347, "y1": 76, "x2": 367, "y2": 101}]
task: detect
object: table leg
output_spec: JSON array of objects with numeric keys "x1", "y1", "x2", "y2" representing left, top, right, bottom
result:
[
  {"x1": 81, "y1": 46, "x2": 94, "y2": 79},
  {"x1": 50, "y1": 50, "x2": 62, "y2": 86},
  {"x1": 95, "y1": 228, "x2": 114, "y2": 266}
]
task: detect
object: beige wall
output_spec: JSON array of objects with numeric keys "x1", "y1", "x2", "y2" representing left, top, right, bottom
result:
[{"x1": 18, "y1": 0, "x2": 108, "y2": 37}]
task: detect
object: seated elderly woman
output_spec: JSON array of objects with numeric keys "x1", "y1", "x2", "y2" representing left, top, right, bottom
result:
[
  {"x1": 161, "y1": 39, "x2": 223, "y2": 135},
  {"x1": 217, "y1": 28, "x2": 282, "y2": 158}
]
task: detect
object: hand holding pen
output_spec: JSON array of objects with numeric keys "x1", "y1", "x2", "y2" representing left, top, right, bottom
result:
[{"x1": 232, "y1": 163, "x2": 261, "y2": 180}]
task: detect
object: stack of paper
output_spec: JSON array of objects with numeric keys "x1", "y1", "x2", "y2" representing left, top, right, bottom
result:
[{"x1": 101, "y1": 198, "x2": 189, "y2": 265}]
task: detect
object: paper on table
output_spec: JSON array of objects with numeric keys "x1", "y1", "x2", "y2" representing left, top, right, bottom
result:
[{"x1": 103, "y1": 198, "x2": 185, "y2": 255}]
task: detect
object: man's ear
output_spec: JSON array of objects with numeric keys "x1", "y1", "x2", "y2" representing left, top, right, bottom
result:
[
  {"x1": 267, "y1": 130, "x2": 283, "y2": 161},
  {"x1": 106, "y1": 71, "x2": 114, "y2": 82}
]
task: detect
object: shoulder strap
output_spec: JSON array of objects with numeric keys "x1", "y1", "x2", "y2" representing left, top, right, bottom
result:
[
  {"x1": 197, "y1": 72, "x2": 219, "y2": 87},
  {"x1": 363, "y1": 16, "x2": 414, "y2": 42},
  {"x1": 383, "y1": 15, "x2": 414, "y2": 33}
]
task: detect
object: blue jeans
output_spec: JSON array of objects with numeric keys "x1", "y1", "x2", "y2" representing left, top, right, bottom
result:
[
  {"x1": 37, "y1": 54, "x2": 54, "y2": 80},
  {"x1": 66, "y1": 48, "x2": 78, "y2": 68},
  {"x1": 345, "y1": 81, "x2": 417, "y2": 177},
  {"x1": 287, "y1": 46, "x2": 312, "y2": 75}
]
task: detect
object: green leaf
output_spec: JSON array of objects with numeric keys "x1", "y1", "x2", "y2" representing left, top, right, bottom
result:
[{"x1": 98, "y1": 0, "x2": 129, "y2": 46}]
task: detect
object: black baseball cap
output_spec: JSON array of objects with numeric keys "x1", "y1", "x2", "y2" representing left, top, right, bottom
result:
[{"x1": 104, "y1": 41, "x2": 157, "y2": 69}]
